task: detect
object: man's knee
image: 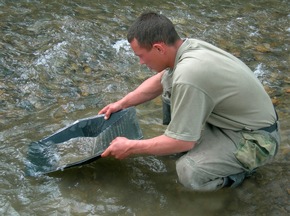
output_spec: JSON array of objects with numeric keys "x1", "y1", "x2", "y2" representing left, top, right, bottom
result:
[{"x1": 176, "y1": 157, "x2": 224, "y2": 191}]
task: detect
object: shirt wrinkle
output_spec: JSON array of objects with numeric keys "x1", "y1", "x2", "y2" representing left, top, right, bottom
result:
[
  {"x1": 173, "y1": 82, "x2": 214, "y2": 105},
  {"x1": 163, "y1": 38, "x2": 277, "y2": 141}
]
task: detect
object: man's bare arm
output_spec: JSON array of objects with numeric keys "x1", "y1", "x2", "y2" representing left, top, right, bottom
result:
[{"x1": 98, "y1": 71, "x2": 164, "y2": 119}]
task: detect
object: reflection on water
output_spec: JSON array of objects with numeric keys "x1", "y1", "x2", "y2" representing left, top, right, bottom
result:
[
  {"x1": 56, "y1": 137, "x2": 98, "y2": 167},
  {"x1": 0, "y1": 0, "x2": 289, "y2": 215}
]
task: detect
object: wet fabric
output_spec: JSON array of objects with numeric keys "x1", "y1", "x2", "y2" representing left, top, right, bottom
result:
[
  {"x1": 235, "y1": 130, "x2": 278, "y2": 170},
  {"x1": 175, "y1": 123, "x2": 280, "y2": 191},
  {"x1": 160, "y1": 38, "x2": 280, "y2": 191}
]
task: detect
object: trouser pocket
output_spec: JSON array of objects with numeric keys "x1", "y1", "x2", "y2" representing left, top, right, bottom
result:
[{"x1": 234, "y1": 130, "x2": 277, "y2": 170}]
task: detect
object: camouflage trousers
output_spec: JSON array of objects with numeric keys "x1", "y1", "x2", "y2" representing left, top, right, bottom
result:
[{"x1": 176, "y1": 122, "x2": 280, "y2": 191}]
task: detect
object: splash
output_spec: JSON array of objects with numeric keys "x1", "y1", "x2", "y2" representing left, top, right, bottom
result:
[
  {"x1": 253, "y1": 63, "x2": 265, "y2": 78},
  {"x1": 112, "y1": 39, "x2": 131, "y2": 53},
  {"x1": 34, "y1": 41, "x2": 68, "y2": 67}
]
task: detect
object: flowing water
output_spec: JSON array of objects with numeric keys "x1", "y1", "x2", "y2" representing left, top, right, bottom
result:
[{"x1": 0, "y1": 0, "x2": 289, "y2": 215}]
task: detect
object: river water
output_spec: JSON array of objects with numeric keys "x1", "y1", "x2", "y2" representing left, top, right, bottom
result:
[{"x1": 0, "y1": 0, "x2": 289, "y2": 215}]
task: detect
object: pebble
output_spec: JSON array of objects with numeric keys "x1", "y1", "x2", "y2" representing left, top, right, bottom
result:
[
  {"x1": 255, "y1": 44, "x2": 271, "y2": 53},
  {"x1": 83, "y1": 65, "x2": 92, "y2": 73},
  {"x1": 271, "y1": 97, "x2": 280, "y2": 105}
]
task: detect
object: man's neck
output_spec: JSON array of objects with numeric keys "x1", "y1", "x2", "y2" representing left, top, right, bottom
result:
[{"x1": 167, "y1": 39, "x2": 183, "y2": 69}]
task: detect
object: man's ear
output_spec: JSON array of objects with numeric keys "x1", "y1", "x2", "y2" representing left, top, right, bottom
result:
[{"x1": 153, "y1": 43, "x2": 166, "y2": 54}]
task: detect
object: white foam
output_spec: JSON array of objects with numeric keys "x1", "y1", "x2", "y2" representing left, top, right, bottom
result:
[
  {"x1": 112, "y1": 39, "x2": 131, "y2": 53},
  {"x1": 253, "y1": 63, "x2": 265, "y2": 78},
  {"x1": 34, "y1": 41, "x2": 68, "y2": 66}
]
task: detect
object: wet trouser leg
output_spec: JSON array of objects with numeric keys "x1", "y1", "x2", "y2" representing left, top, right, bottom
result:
[{"x1": 176, "y1": 123, "x2": 280, "y2": 191}]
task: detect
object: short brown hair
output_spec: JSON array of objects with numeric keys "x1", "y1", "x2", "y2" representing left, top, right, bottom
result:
[{"x1": 127, "y1": 12, "x2": 181, "y2": 50}]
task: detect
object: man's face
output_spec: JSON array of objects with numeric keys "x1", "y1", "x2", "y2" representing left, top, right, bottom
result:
[{"x1": 130, "y1": 38, "x2": 166, "y2": 72}]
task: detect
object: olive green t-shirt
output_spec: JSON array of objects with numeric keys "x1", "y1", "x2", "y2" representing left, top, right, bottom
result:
[{"x1": 162, "y1": 39, "x2": 277, "y2": 142}]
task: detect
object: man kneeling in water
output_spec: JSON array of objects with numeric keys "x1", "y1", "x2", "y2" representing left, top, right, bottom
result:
[{"x1": 98, "y1": 12, "x2": 280, "y2": 191}]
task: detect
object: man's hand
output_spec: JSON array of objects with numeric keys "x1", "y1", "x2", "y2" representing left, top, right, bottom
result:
[
  {"x1": 101, "y1": 135, "x2": 195, "y2": 160},
  {"x1": 98, "y1": 102, "x2": 123, "y2": 120},
  {"x1": 101, "y1": 137, "x2": 132, "y2": 159}
]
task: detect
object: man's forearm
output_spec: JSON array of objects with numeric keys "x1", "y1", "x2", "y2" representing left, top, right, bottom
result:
[
  {"x1": 101, "y1": 134, "x2": 196, "y2": 159},
  {"x1": 130, "y1": 135, "x2": 195, "y2": 156},
  {"x1": 118, "y1": 72, "x2": 164, "y2": 109}
]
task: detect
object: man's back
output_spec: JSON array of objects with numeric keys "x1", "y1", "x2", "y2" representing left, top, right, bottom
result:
[{"x1": 170, "y1": 39, "x2": 276, "y2": 132}]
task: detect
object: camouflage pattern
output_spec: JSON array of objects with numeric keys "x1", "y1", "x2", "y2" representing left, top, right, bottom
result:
[
  {"x1": 234, "y1": 130, "x2": 278, "y2": 170},
  {"x1": 175, "y1": 122, "x2": 280, "y2": 191}
]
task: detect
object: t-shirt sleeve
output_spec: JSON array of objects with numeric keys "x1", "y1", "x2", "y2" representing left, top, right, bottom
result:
[{"x1": 164, "y1": 83, "x2": 214, "y2": 141}]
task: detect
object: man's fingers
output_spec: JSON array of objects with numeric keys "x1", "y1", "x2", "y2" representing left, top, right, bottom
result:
[
  {"x1": 101, "y1": 145, "x2": 112, "y2": 157},
  {"x1": 98, "y1": 106, "x2": 113, "y2": 120},
  {"x1": 104, "y1": 112, "x2": 111, "y2": 120},
  {"x1": 101, "y1": 149, "x2": 109, "y2": 157},
  {"x1": 98, "y1": 106, "x2": 107, "y2": 115}
]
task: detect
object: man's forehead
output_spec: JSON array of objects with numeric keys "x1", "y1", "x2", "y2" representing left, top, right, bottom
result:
[{"x1": 130, "y1": 39, "x2": 149, "y2": 55}]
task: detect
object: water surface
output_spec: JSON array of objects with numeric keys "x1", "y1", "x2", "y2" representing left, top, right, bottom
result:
[{"x1": 0, "y1": 0, "x2": 289, "y2": 215}]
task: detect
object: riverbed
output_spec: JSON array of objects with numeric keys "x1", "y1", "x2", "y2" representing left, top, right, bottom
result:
[{"x1": 0, "y1": 0, "x2": 289, "y2": 215}]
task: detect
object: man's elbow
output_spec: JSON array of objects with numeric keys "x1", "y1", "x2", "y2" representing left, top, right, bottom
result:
[{"x1": 182, "y1": 140, "x2": 196, "y2": 152}]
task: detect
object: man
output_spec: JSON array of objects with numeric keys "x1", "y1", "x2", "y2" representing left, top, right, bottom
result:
[{"x1": 98, "y1": 12, "x2": 280, "y2": 191}]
